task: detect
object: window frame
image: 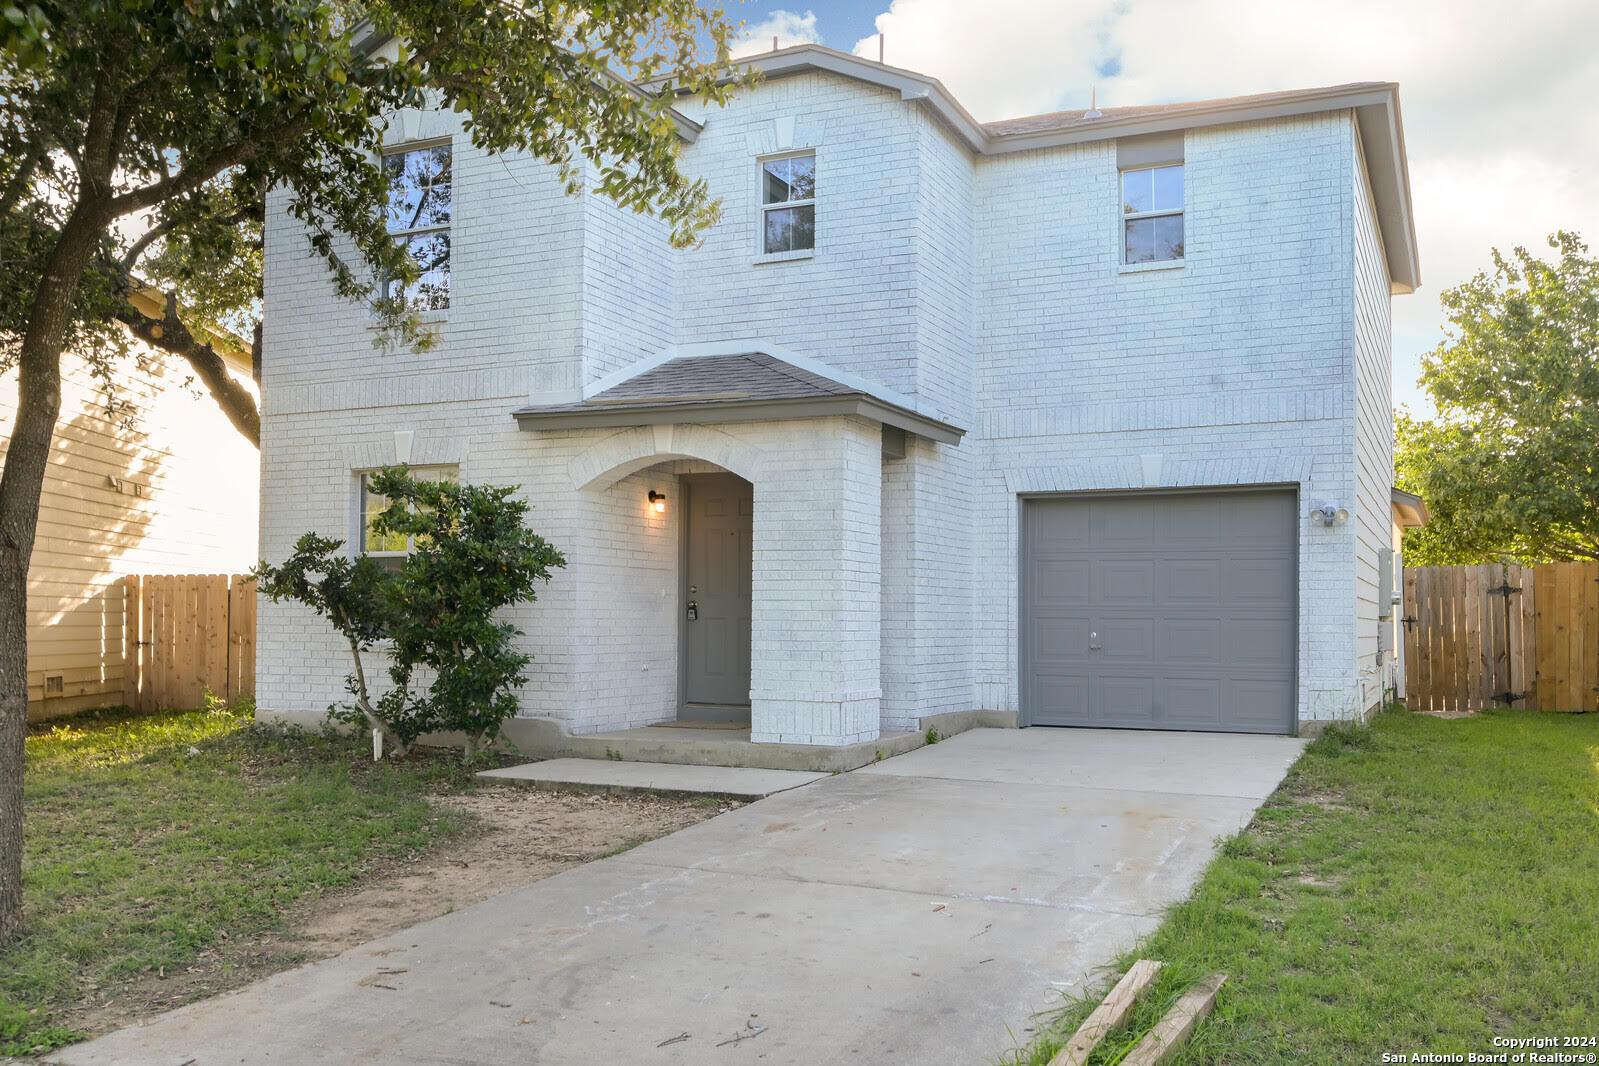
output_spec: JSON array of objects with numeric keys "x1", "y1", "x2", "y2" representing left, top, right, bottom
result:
[
  {"x1": 1119, "y1": 162, "x2": 1185, "y2": 267},
  {"x1": 756, "y1": 148, "x2": 817, "y2": 261},
  {"x1": 357, "y1": 465, "x2": 458, "y2": 568},
  {"x1": 380, "y1": 138, "x2": 453, "y2": 311}
]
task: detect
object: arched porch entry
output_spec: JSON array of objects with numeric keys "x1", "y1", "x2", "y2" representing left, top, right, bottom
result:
[{"x1": 570, "y1": 421, "x2": 885, "y2": 746}]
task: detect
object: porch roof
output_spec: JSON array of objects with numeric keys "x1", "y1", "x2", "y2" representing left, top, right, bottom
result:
[{"x1": 512, "y1": 352, "x2": 966, "y2": 445}]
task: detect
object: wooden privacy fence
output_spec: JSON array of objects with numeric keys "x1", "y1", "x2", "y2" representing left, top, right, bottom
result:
[
  {"x1": 123, "y1": 573, "x2": 257, "y2": 712},
  {"x1": 1404, "y1": 562, "x2": 1599, "y2": 714}
]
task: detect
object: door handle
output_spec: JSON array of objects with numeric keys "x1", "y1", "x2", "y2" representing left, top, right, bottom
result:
[
  {"x1": 686, "y1": 600, "x2": 698, "y2": 621},
  {"x1": 1088, "y1": 630, "x2": 1102, "y2": 651}
]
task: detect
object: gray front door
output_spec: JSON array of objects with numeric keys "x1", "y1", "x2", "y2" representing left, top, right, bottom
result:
[
  {"x1": 1021, "y1": 489, "x2": 1297, "y2": 734},
  {"x1": 684, "y1": 473, "x2": 753, "y2": 710}
]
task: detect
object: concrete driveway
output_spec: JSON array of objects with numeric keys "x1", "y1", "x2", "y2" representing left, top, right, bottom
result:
[{"x1": 52, "y1": 728, "x2": 1305, "y2": 1066}]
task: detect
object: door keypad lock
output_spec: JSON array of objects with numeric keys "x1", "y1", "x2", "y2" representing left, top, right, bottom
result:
[{"x1": 686, "y1": 601, "x2": 698, "y2": 621}]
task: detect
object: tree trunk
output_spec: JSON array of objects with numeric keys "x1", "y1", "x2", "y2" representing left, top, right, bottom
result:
[{"x1": 0, "y1": 202, "x2": 109, "y2": 944}]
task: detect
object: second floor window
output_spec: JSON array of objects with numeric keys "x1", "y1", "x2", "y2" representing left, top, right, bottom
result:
[
  {"x1": 1122, "y1": 163, "x2": 1183, "y2": 264},
  {"x1": 383, "y1": 143, "x2": 452, "y2": 310},
  {"x1": 761, "y1": 151, "x2": 815, "y2": 254}
]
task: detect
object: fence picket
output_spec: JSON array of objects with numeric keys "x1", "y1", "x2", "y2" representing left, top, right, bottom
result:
[
  {"x1": 119, "y1": 574, "x2": 256, "y2": 712},
  {"x1": 1402, "y1": 562, "x2": 1598, "y2": 715}
]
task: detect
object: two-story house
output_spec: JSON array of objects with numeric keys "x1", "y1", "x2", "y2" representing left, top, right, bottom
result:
[{"x1": 258, "y1": 44, "x2": 1418, "y2": 753}]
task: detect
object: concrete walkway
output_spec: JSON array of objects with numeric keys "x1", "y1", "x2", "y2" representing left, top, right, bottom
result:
[{"x1": 52, "y1": 728, "x2": 1305, "y2": 1066}]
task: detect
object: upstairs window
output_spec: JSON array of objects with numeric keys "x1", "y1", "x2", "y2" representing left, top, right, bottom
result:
[
  {"x1": 761, "y1": 151, "x2": 815, "y2": 254},
  {"x1": 1122, "y1": 163, "x2": 1183, "y2": 263},
  {"x1": 382, "y1": 143, "x2": 452, "y2": 309},
  {"x1": 361, "y1": 466, "x2": 457, "y2": 572}
]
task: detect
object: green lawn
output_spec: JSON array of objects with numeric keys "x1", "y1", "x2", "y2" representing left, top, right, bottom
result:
[
  {"x1": 2, "y1": 702, "x2": 484, "y2": 1057},
  {"x1": 1005, "y1": 708, "x2": 1599, "y2": 1065}
]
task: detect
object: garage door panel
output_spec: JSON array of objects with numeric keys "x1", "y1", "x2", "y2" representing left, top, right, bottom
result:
[
  {"x1": 1229, "y1": 679, "x2": 1295, "y2": 730},
  {"x1": 1224, "y1": 620, "x2": 1294, "y2": 667},
  {"x1": 1097, "y1": 618, "x2": 1154, "y2": 662},
  {"x1": 1034, "y1": 676, "x2": 1091, "y2": 724},
  {"x1": 1164, "y1": 559, "x2": 1222, "y2": 603},
  {"x1": 1095, "y1": 500, "x2": 1157, "y2": 549},
  {"x1": 1229, "y1": 555, "x2": 1296, "y2": 605},
  {"x1": 1163, "y1": 678, "x2": 1223, "y2": 728},
  {"x1": 1023, "y1": 490, "x2": 1296, "y2": 734},
  {"x1": 1097, "y1": 561, "x2": 1155, "y2": 606},
  {"x1": 1165, "y1": 618, "x2": 1222, "y2": 663},
  {"x1": 1032, "y1": 619, "x2": 1088, "y2": 664},
  {"x1": 1032, "y1": 560, "x2": 1091, "y2": 608},
  {"x1": 1098, "y1": 677, "x2": 1155, "y2": 725}
]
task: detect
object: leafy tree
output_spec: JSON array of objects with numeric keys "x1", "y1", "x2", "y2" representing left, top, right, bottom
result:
[
  {"x1": 255, "y1": 470, "x2": 564, "y2": 760},
  {"x1": 363, "y1": 467, "x2": 565, "y2": 759},
  {"x1": 1395, "y1": 232, "x2": 1599, "y2": 565},
  {"x1": 251, "y1": 533, "x2": 426, "y2": 753},
  {"x1": 0, "y1": 0, "x2": 739, "y2": 944}
]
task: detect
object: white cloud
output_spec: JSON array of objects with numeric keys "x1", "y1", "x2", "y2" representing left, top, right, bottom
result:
[
  {"x1": 731, "y1": 9, "x2": 823, "y2": 58},
  {"x1": 852, "y1": 0, "x2": 1599, "y2": 411}
]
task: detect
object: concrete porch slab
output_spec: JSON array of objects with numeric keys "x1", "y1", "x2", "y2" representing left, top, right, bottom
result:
[{"x1": 478, "y1": 759, "x2": 831, "y2": 800}]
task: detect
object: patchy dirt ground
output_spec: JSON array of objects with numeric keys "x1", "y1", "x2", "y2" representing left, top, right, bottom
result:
[{"x1": 63, "y1": 785, "x2": 735, "y2": 1040}]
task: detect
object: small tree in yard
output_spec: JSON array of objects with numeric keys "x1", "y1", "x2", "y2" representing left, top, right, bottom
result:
[
  {"x1": 1396, "y1": 231, "x2": 1599, "y2": 565},
  {"x1": 256, "y1": 469, "x2": 565, "y2": 760}
]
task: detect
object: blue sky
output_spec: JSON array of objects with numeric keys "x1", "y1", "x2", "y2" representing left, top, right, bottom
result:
[{"x1": 716, "y1": 1, "x2": 1599, "y2": 417}]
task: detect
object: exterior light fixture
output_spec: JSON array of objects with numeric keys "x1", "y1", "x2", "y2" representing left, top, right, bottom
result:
[
  {"x1": 648, "y1": 490, "x2": 667, "y2": 514},
  {"x1": 1311, "y1": 504, "x2": 1349, "y2": 526}
]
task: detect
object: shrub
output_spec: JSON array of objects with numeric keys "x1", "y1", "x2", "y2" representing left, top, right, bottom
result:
[{"x1": 255, "y1": 468, "x2": 565, "y2": 759}]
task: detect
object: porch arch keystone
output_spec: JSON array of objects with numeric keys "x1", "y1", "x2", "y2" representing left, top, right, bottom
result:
[{"x1": 569, "y1": 424, "x2": 767, "y2": 491}]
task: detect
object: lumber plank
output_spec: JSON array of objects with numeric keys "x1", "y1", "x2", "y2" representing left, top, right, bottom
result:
[
  {"x1": 1521, "y1": 566, "x2": 1537, "y2": 710},
  {"x1": 1121, "y1": 973, "x2": 1229, "y2": 1066},
  {"x1": 1426, "y1": 572, "x2": 1439, "y2": 712},
  {"x1": 1584, "y1": 562, "x2": 1599, "y2": 714},
  {"x1": 1049, "y1": 959, "x2": 1164, "y2": 1066},
  {"x1": 122, "y1": 575, "x2": 140, "y2": 710},
  {"x1": 1464, "y1": 566, "x2": 1483, "y2": 711},
  {"x1": 1402, "y1": 565, "x2": 1419, "y2": 706},
  {"x1": 1441, "y1": 566, "x2": 1459, "y2": 712},
  {"x1": 1534, "y1": 565, "x2": 1556, "y2": 711}
]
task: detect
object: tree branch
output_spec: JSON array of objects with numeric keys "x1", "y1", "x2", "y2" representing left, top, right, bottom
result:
[
  {"x1": 109, "y1": 114, "x2": 313, "y2": 218},
  {"x1": 115, "y1": 291, "x2": 260, "y2": 447}
]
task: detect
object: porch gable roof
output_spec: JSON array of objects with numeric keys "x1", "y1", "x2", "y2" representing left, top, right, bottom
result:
[{"x1": 512, "y1": 352, "x2": 965, "y2": 445}]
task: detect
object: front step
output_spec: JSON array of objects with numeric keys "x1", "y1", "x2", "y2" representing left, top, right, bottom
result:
[{"x1": 478, "y1": 758, "x2": 831, "y2": 800}]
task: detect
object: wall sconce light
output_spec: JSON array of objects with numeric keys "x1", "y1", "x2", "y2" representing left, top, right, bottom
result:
[
  {"x1": 1311, "y1": 504, "x2": 1349, "y2": 526},
  {"x1": 648, "y1": 490, "x2": 667, "y2": 514}
]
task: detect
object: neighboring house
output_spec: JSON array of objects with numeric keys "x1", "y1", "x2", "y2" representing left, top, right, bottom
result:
[
  {"x1": 258, "y1": 44, "x2": 1419, "y2": 748},
  {"x1": 1388, "y1": 487, "x2": 1430, "y2": 695},
  {"x1": 0, "y1": 292, "x2": 260, "y2": 719}
]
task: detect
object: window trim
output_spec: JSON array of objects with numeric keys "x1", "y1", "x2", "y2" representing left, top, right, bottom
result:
[
  {"x1": 1119, "y1": 162, "x2": 1185, "y2": 267},
  {"x1": 756, "y1": 148, "x2": 816, "y2": 261},
  {"x1": 380, "y1": 138, "x2": 453, "y2": 312}
]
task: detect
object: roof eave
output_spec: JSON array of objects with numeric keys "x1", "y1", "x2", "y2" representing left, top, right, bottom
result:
[
  {"x1": 1391, "y1": 486, "x2": 1429, "y2": 528},
  {"x1": 512, "y1": 393, "x2": 966, "y2": 445}
]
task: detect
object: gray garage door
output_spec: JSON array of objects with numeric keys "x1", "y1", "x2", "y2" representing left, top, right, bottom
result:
[{"x1": 1022, "y1": 489, "x2": 1297, "y2": 734}]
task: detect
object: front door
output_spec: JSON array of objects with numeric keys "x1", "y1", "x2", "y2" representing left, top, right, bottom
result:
[{"x1": 683, "y1": 473, "x2": 753, "y2": 715}]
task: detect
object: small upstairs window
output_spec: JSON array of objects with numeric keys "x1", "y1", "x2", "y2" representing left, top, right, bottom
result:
[
  {"x1": 761, "y1": 151, "x2": 815, "y2": 254},
  {"x1": 382, "y1": 143, "x2": 452, "y2": 309},
  {"x1": 1121, "y1": 163, "x2": 1184, "y2": 264}
]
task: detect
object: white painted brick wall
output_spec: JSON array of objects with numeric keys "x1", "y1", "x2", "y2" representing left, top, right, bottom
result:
[{"x1": 260, "y1": 69, "x2": 1396, "y2": 744}]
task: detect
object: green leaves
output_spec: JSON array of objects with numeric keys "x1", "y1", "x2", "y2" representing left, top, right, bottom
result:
[
  {"x1": 1397, "y1": 232, "x2": 1599, "y2": 564},
  {"x1": 258, "y1": 470, "x2": 567, "y2": 757}
]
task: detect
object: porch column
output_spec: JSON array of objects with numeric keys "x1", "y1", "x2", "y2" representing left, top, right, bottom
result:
[{"x1": 749, "y1": 417, "x2": 882, "y2": 745}]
